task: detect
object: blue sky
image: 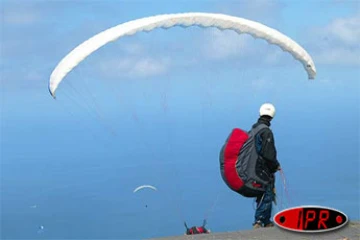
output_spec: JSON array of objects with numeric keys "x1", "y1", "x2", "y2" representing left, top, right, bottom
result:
[{"x1": 1, "y1": 0, "x2": 359, "y2": 239}]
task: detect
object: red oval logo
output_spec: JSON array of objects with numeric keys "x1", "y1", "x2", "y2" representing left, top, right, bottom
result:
[{"x1": 274, "y1": 205, "x2": 348, "y2": 233}]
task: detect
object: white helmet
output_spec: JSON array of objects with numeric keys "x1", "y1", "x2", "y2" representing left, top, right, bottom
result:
[{"x1": 259, "y1": 103, "x2": 276, "y2": 118}]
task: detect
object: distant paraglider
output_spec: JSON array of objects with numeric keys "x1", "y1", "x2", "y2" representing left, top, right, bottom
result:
[
  {"x1": 133, "y1": 185, "x2": 158, "y2": 208},
  {"x1": 133, "y1": 185, "x2": 158, "y2": 193}
]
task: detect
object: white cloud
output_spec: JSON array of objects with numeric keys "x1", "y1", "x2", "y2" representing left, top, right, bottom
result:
[
  {"x1": 206, "y1": 2, "x2": 359, "y2": 67},
  {"x1": 324, "y1": 14, "x2": 360, "y2": 45},
  {"x1": 128, "y1": 57, "x2": 169, "y2": 77},
  {"x1": 263, "y1": 48, "x2": 285, "y2": 65},
  {"x1": 314, "y1": 48, "x2": 360, "y2": 65},
  {"x1": 200, "y1": 27, "x2": 291, "y2": 67},
  {"x1": 94, "y1": 40, "x2": 171, "y2": 78},
  {"x1": 26, "y1": 70, "x2": 44, "y2": 81},
  {"x1": 200, "y1": 0, "x2": 284, "y2": 60},
  {"x1": 114, "y1": 42, "x2": 145, "y2": 56},
  {"x1": 201, "y1": 29, "x2": 252, "y2": 60},
  {"x1": 309, "y1": 13, "x2": 360, "y2": 66},
  {"x1": 98, "y1": 56, "x2": 170, "y2": 78},
  {"x1": 198, "y1": 0, "x2": 287, "y2": 64},
  {"x1": 2, "y1": 7, "x2": 40, "y2": 25}
]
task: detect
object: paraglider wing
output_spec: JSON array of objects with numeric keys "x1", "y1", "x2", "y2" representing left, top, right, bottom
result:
[
  {"x1": 49, "y1": 12, "x2": 317, "y2": 98},
  {"x1": 133, "y1": 185, "x2": 157, "y2": 193}
]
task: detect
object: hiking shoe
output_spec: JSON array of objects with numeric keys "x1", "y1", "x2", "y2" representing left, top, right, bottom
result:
[
  {"x1": 253, "y1": 221, "x2": 263, "y2": 229},
  {"x1": 264, "y1": 222, "x2": 274, "y2": 228},
  {"x1": 253, "y1": 223, "x2": 262, "y2": 229}
]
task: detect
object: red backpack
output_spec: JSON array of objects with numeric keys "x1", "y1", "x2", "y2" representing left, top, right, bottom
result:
[{"x1": 219, "y1": 124, "x2": 271, "y2": 197}]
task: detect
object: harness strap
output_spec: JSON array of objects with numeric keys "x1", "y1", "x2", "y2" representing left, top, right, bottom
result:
[{"x1": 202, "y1": 219, "x2": 207, "y2": 227}]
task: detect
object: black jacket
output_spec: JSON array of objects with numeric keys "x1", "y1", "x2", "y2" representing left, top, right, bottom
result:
[{"x1": 252, "y1": 116, "x2": 280, "y2": 173}]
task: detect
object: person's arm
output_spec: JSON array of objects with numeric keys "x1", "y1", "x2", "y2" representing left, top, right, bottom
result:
[{"x1": 259, "y1": 130, "x2": 280, "y2": 172}]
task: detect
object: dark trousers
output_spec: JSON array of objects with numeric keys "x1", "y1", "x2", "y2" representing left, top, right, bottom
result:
[{"x1": 254, "y1": 183, "x2": 275, "y2": 226}]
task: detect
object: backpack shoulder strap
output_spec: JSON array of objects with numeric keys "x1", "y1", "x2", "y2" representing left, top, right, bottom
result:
[{"x1": 249, "y1": 123, "x2": 268, "y2": 136}]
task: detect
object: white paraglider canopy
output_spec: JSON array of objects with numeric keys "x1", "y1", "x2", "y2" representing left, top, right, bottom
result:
[
  {"x1": 49, "y1": 12, "x2": 317, "y2": 98},
  {"x1": 133, "y1": 185, "x2": 158, "y2": 193}
]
